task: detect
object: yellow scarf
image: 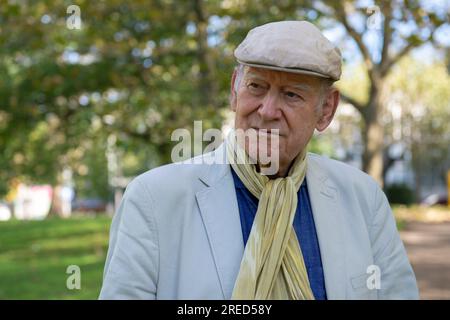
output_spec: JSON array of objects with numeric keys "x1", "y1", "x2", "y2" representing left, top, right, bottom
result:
[{"x1": 226, "y1": 129, "x2": 315, "y2": 300}]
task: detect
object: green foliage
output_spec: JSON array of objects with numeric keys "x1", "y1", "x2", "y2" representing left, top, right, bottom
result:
[
  {"x1": 385, "y1": 184, "x2": 415, "y2": 205},
  {"x1": 0, "y1": 0, "x2": 447, "y2": 197},
  {"x1": 0, "y1": 0, "x2": 314, "y2": 197},
  {"x1": 337, "y1": 64, "x2": 370, "y2": 106},
  {"x1": 309, "y1": 134, "x2": 336, "y2": 158}
]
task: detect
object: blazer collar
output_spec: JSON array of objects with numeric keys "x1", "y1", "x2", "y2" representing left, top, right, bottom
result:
[
  {"x1": 196, "y1": 142, "x2": 244, "y2": 299},
  {"x1": 196, "y1": 143, "x2": 347, "y2": 299}
]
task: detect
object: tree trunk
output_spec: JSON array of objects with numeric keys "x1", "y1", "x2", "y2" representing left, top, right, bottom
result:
[{"x1": 362, "y1": 83, "x2": 385, "y2": 187}]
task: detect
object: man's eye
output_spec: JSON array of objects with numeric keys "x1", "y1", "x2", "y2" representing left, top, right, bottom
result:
[
  {"x1": 248, "y1": 83, "x2": 261, "y2": 89},
  {"x1": 285, "y1": 91, "x2": 302, "y2": 100},
  {"x1": 247, "y1": 82, "x2": 266, "y2": 94}
]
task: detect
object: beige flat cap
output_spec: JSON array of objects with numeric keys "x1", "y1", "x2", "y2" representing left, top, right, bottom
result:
[{"x1": 234, "y1": 20, "x2": 342, "y2": 81}]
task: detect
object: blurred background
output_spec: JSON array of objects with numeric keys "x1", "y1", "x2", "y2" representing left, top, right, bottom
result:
[{"x1": 0, "y1": 0, "x2": 449, "y2": 299}]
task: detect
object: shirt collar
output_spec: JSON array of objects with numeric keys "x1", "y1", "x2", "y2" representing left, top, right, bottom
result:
[{"x1": 230, "y1": 166, "x2": 307, "y2": 189}]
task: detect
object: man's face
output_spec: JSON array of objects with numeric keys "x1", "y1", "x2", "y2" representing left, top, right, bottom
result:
[{"x1": 231, "y1": 66, "x2": 334, "y2": 175}]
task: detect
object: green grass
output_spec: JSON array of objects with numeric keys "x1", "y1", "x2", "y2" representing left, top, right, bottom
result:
[{"x1": 0, "y1": 215, "x2": 111, "y2": 299}]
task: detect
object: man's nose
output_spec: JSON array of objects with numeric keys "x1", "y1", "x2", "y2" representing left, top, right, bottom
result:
[{"x1": 257, "y1": 91, "x2": 282, "y2": 121}]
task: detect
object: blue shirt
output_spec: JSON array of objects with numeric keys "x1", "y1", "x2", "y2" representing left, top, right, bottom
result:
[{"x1": 231, "y1": 168, "x2": 327, "y2": 300}]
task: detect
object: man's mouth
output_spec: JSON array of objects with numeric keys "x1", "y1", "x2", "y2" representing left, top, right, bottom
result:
[{"x1": 250, "y1": 127, "x2": 282, "y2": 136}]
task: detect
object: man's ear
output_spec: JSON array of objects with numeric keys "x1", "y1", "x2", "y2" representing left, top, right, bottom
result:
[
  {"x1": 230, "y1": 69, "x2": 238, "y2": 112},
  {"x1": 315, "y1": 88, "x2": 340, "y2": 132}
]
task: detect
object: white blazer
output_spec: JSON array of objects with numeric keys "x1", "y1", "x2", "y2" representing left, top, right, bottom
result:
[{"x1": 99, "y1": 142, "x2": 419, "y2": 300}]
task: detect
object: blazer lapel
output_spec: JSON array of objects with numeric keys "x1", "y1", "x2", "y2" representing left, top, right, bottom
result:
[
  {"x1": 306, "y1": 154, "x2": 347, "y2": 299},
  {"x1": 195, "y1": 146, "x2": 348, "y2": 300},
  {"x1": 195, "y1": 143, "x2": 244, "y2": 299}
]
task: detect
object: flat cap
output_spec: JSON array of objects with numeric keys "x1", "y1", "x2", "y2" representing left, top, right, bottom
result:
[{"x1": 234, "y1": 21, "x2": 342, "y2": 81}]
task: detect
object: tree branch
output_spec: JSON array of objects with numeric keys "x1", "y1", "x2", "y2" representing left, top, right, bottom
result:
[
  {"x1": 381, "y1": 42, "x2": 415, "y2": 76},
  {"x1": 380, "y1": 0, "x2": 393, "y2": 69},
  {"x1": 380, "y1": 3, "x2": 444, "y2": 77},
  {"x1": 339, "y1": 92, "x2": 365, "y2": 116},
  {"x1": 333, "y1": 2, "x2": 374, "y2": 72},
  {"x1": 381, "y1": 24, "x2": 440, "y2": 77}
]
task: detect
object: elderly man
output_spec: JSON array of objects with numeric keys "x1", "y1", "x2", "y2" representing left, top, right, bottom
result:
[{"x1": 99, "y1": 21, "x2": 419, "y2": 300}]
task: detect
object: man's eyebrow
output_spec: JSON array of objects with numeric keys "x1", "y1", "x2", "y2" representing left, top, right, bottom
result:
[
  {"x1": 244, "y1": 72, "x2": 267, "y2": 82},
  {"x1": 286, "y1": 83, "x2": 314, "y2": 92},
  {"x1": 244, "y1": 72, "x2": 315, "y2": 92}
]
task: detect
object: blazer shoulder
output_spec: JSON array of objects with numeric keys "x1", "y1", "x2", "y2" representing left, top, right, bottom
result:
[
  {"x1": 129, "y1": 149, "x2": 218, "y2": 197},
  {"x1": 308, "y1": 153, "x2": 389, "y2": 230},
  {"x1": 308, "y1": 152, "x2": 379, "y2": 190}
]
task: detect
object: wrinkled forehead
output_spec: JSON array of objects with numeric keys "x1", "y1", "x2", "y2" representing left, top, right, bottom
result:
[{"x1": 243, "y1": 66, "x2": 322, "y2": 89}]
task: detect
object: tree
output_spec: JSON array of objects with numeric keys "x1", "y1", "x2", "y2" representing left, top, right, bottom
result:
[
  {"x1": 319, "y1": 53, "x2": 450, "y2": 200},
  {"x1": 1, "y1": 0, "x2": 446, "y2": 199},
  {"x1": 0, "y1": 0, "x2": 315, "y2": 197},
  {"x1": 0, "y1": 1, "x2": 229, "y2": 197},
  {"x1": 308, "y1": 0, "x2": 448, "y2": 186}
]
